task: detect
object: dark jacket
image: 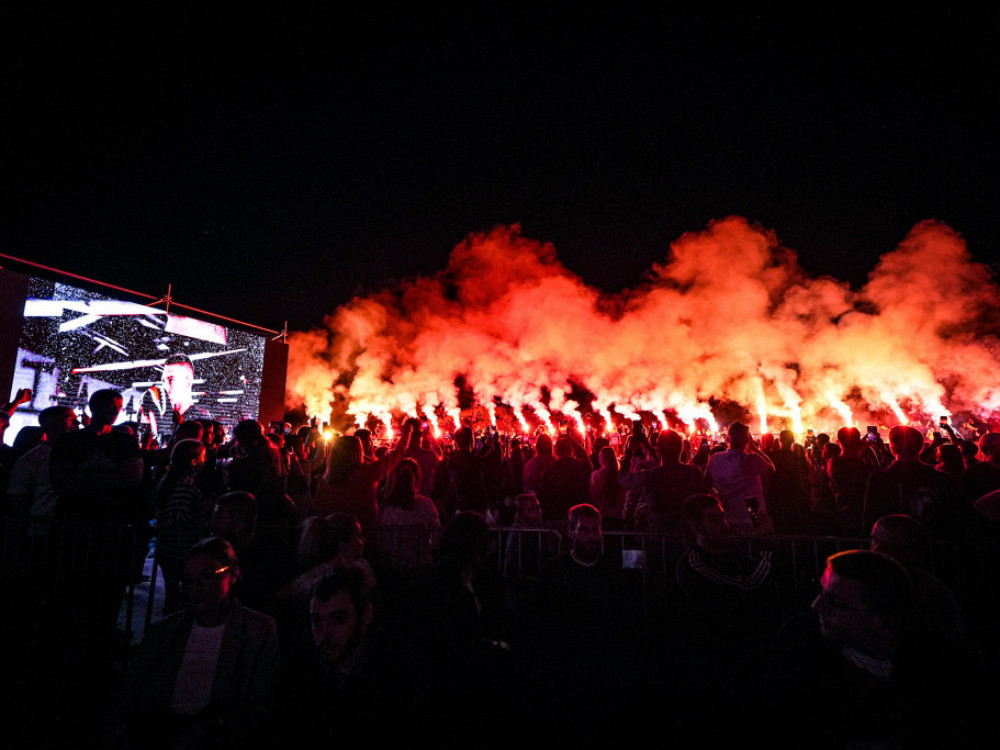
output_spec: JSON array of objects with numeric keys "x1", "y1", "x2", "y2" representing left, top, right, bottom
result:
[{"x1": 124, "y1": 599, "x2": 280, "y2": 742}]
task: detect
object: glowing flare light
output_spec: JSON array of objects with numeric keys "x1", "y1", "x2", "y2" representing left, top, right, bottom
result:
[{"x1": 287, "y1": 218, "x2": 1000, "y2": 438}]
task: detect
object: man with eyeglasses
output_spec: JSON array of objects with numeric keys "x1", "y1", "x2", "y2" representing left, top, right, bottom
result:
[
  {"x1": 811, "y1": 550, "x2": 912, "y2": 663},
  {"x1": 119, "y1": 537, "x2": 279, "y2": 748},
  {"x1": 769, "y1": 549, "x2": 989, "y2": 747}
]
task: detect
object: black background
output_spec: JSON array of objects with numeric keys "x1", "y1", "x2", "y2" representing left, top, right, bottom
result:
[{"x1": 4, "y1": 4, "x2": 997, "y2": 332}]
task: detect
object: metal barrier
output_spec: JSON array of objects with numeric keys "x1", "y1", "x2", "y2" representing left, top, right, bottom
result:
[
  {"x1": 3, "y1": 518, "x2": 997, "y2": 661},
  {"x1": 0, "y1": 518, "x2": 143, "y2": 660},
  {"x1": 483, "y1": 526, "x2": 1000, "y2": 632}
]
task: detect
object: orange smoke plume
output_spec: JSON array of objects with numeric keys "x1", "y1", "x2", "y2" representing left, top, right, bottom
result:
[{"x1": 286, "y1": 217, "x2": 1000, "y2": 436}]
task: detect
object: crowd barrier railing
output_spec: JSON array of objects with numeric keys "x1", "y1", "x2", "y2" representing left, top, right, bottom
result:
[
  {"x1": 4, "y1": 518, "x2": 998, "y2": 664},
  {"x1": 0, "y1": 517, "x2": 143, "y2": 656}
]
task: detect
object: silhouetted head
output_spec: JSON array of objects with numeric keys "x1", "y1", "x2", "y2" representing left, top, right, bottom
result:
[
  {"x1": 837, "y1": 426, "x2": 863, "y2": 456},
  {"x1": 811, "y1": 550, "x2": 913, "y2": 657},
  {"x1": 209, "y1": 491, "x2": 258, "y2": 547},
  {"x1": 88, "y1": 388, "x2": 123, "y2": 430},
  {"x1": 535, "y1": 433, "x2": 553, "y2": 458},
  {"x1": 234, "y1": 419, "x2": 264, "y2": 446},
  {"x1": 39, "y1": 406, "x2": 79, "y2": 440},
  {"x1": 888, "y1": 425, "x2": 924, "y2": 461},
  {"x1": 299, "y1": 513, "x2": 363, "y2": 569},
  {"x1": 979, "y1": 432, "x2": 1000, "y2": 464},
  {"x1": 936, "y1": 443, "x2": 964, "y2": 476},
  {"x1": 384, "y1": 458, "x2": 420, "y2": 510},
  {"x1": 454, "y1": 426, "x2": 474, "y2": 451},
  {"x1": 728, "y1": 421, "x2": 751, "y2": 450},
  {"x1": 870, "y1": 514, "x2": 928, "y2": 570},
  {"x1": 172, "y1": 420, "x2": 204, "y2": 444},
  {"x1": 567, "y1": 503, "x2": 602, "y2": 563},
  {"x1": 169, "y1": 438, "x2": 206, "y2": 476},
  {"x1": 657, "y1": 429, "x2": 683, "y2": 462},
  {"x1": 354, "y1": 428, "x2": 373, "y2": 455},
  {"x1": 514, "y1": 494, "x2": 542, "y2": 525},
  {"x1": 327, "y1": 435, "x2": 364, "y2": 484},
  {"x1": 554, "y1": 435, "x2": 574, "y2": 460},
  {"x1": 598, "y1": 445, "x2": 618, "y2": 471}
]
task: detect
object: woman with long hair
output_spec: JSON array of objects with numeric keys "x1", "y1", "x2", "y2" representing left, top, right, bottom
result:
[
  {"x1": 154, "y1": 438, "x2": 212, "y2": 613},
  {"x1": 378, "y1": 458, "x2": 441, "y2": 569},
  {"x1": 313, "y1": 422, "x2": 413, "y2": 529},
  {"x1": 277, "y1": 512, "x2": 378, "y2": 601},
  {"x1": 590, "y1": 445, "x2": 626, "y2": 527},
  {"x1": 522, "y1": 432, "x2": 554, "y2": 494},
  {"x1": 228, "y1": 419, "x2": 295, "y2": 525}
]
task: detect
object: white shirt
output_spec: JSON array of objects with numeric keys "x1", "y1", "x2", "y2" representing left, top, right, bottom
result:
[
  {"x1": 706, "y1": 449, "x2": 770, "y2": 529},
  {"x1": 170, "y1": 622, "x2": 226, "y2": 715}
]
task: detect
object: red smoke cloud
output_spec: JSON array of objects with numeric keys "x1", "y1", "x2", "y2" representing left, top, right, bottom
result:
[{"x1": 287, "y1": 217, "x2": 1000, "y2": 436}]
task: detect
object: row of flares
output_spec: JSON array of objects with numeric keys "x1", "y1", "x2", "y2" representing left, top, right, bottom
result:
[
  {"x1": 343, "y1": 390, "x2": 942, "y2": 444},
  {"x1": 288, "y1": 217, "x2": 1000, "y2": 442}
]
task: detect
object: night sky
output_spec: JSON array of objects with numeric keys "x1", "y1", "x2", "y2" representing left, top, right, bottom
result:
[{"x1": 3, "y1": 5, "x2": 998, "y2": 333}]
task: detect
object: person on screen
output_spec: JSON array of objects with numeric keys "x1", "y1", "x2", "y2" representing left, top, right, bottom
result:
[{"x1": 141, "y1": 353, "x2": 213, "y2": 440}]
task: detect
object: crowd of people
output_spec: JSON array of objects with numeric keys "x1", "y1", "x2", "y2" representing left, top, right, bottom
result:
[{"x1": 3, "y1": 391, "x2": 1000, "y2": 747}]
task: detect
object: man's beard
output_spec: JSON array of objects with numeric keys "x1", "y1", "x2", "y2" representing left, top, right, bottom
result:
[
  {"x1": 573, "y1": 541, "x2": 602, "y2": 564},
  {"x1": 318, "y1": 627, "x2": 364, "y2": 669}
]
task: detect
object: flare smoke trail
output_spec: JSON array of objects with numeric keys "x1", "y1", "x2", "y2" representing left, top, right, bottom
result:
[{"x1": 286, "y1": 217, "x2": 1000, "y2": 436}]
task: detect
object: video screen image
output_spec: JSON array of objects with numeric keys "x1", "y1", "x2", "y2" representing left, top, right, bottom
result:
[{"x1": 5, "y1": 277, "x2": 266, "y2": 446}]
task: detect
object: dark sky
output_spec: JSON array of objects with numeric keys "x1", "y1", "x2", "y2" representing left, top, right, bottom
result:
[{"x1": 3, "y1": 5, "x2": 998, "y2": 333}]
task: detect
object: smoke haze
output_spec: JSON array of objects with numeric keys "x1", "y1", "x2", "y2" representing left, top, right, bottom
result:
[{"x1": 287, "y1": 217, "x2": 1000, "y2": 435}]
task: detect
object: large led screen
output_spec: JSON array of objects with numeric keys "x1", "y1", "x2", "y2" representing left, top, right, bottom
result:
[{"x1": 5, "y1": 276, "x2": 267, "y2": 446}]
